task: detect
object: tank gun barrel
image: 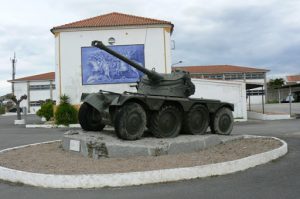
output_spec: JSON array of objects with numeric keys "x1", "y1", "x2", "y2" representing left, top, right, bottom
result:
[{"x1": 92, "y1": 40, "x2": 163, "y2": 82}]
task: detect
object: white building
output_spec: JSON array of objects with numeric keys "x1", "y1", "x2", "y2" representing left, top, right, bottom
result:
[
  {"x1": 8, "y1": 72, "x2": 56, "y2": 113},
  {"x1": 286, "y1": 74, "x2": 300, "y2": 84},
  {"x1": 50, "y1": 12, "x2": 247, "y2": 120},
  {"x1": 51, "y1": 12, "x2": 173, "y2": 105},
  {"x1": 174, "y1": 65, "x2": 269, "y2": 105}
]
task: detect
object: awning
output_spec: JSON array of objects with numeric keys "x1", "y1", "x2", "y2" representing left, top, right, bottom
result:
[{"x1": 246, "y1": 83, "x2": 264, "y2": 90}]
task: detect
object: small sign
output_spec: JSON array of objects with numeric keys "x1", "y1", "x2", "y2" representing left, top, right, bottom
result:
[{"x1": 69, "y1": 140, "x2": 80, "y2": 152}]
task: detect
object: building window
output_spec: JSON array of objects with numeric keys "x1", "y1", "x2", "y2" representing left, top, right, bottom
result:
[
  {"x1": 29, "y1": 84, "x2": 56, "y2": 90},
  {"x1": 30, "y1": 100, "x2": 56, "y2": 107},
  {"x1": 224, "y1": 73, "x2": 244, "y2": 80},
  {"x1": 30, "y1": 101, "x2": 43, "y2": 106},
  {"x1": 190, "y1": 72, "x2": 265, "y2": 80},
  {"x1": 247, "y1": 90, "x2": 264, "y2": 96},
  {"x1": 203, "y1": 74, "x2": 223, "y2": 80},
  {"x1": 191, "y1": 74, "x2": 203, "y2": 78},
  {"x1": 245, "y1": 73, "x2": 264, "y2": 79}
]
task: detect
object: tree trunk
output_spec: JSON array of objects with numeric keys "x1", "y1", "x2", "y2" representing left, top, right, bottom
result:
[{"x1": 16, "y1": 102, "x2": 21, "y2": 120}]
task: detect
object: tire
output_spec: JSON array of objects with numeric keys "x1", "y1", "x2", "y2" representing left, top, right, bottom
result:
[
  {"x1": 149, "y1": 105, "x2": 182, "y2": 138},
  {"x1": 78, "y1": 103, "x2": 105, "y2": 131},
  {"x1": 210, "y1": 107, "x2": 233, "y2": 135},
  {"x1": 114, "y1": 102, "x2": 146, "y2": 140},
  {"x1": 182, "y1": 104, "x2": 209, "y2": 135}
]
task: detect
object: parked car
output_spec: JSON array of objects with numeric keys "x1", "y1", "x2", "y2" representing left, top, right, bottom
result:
[
  {"x1": 281, "y1": 92, "x2": 300, "y2": 103},
  {"x1": 8, "y1": 107, "x2": 23, "y2": 113}
]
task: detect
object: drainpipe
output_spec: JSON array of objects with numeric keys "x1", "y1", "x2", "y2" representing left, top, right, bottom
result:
[
  {"x1": 289, "y1": 86, "x2": 292, "y2": 116},
  {"x1": 248, "y1": 95, "x2": 251, "y2": 111},
  {"x1": 261, "y1": 86, "x2": 265, "y2": 114},
  {"x1": 50, "y1": 80, "x2": 53, "y2": 101},
  {"x1": 27, "y1": 81, "x2": 30, "y2": 113},
  {"x1": 264, "y1": 73, "x2": 267, "y2": 103}
]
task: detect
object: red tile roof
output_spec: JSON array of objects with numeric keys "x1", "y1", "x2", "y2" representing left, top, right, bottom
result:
[
  {"x1": 173, "y1": 65, "x2": 269, "y2": 74},
  {"x1": 287, "y1": 75, "x2": 300, "y2": 82},
  {"x1": 51, "y1": 12, "x2": 174, "y2": 33},
  {"x1": 8, "y1": 72, "x2": 55, "y2": 82}
]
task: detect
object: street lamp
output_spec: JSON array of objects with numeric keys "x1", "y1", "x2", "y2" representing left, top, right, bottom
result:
[
  {"x1": 171, "y1": 61, "x2": 183, "y2": 67},
  {"x1": 10, "y1": 52, "x2": 17, "y2": 95}
]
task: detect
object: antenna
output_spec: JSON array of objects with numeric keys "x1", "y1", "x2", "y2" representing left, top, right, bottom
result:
[{"x1": 10, "y1": 52, "x2": 17, "y2": 95}]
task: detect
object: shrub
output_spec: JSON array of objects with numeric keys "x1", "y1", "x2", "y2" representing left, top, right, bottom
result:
[
  {"x1": 55, "y1": 95, "x2": 78, "y2": 125},
  {"x1": 267, "y1": 99, "x2": 279, "y2": 104},
  {"x1": 36, "y1": 100, "x2": 54, "y2": 121},
  {"x1": 0, "y1": 105, "x2": 5, "y2": 115}
]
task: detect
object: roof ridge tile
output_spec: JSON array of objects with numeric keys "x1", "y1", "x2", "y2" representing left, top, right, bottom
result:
[{"x1": 51, "y1": 12, "x2": 173, "y2": 33}]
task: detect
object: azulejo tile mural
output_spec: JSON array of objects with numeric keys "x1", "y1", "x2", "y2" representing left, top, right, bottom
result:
[{"x1": 81, "y1": 45, "x2": 145, "y2": 85}]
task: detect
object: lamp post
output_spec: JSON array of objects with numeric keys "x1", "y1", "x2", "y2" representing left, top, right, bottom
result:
[
  {"x1": 171, "y1": 61, "x2": 183, "y2": 67},
  {"x1": 10, "y1": 53, "x2": 17, "y2": 95}
]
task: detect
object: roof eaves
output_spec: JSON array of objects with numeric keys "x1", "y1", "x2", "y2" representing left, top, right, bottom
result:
[
  {"x1": 8, "y1": 79, "x2": 54, "y2": 83},
  {"x1": 51, "y1": 23, "x2": 173, "y2": 34},
  {"x1": 173, "y1": 65, "x2": 270, "y2": 73}
]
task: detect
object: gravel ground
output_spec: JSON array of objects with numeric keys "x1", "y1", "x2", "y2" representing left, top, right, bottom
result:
[{"x1": 0, "y1": 138, "x2": 282, "y2": 175}]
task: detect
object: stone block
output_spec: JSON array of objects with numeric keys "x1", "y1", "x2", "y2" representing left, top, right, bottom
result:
[
  {"x1": 168, "y1": 140, "x2": 204, "y2": 154},
  {"x1": 62, "y1": 130, "x2": 240, "y2": 159},
  {"x1": 204, "y1": 135, "x2": 222, "y2": 148}
]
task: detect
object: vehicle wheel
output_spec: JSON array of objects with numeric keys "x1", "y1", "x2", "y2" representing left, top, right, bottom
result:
[
  {"x1": 150, "y1": 105, "x2": 182, "y2": 138},
  {"x1": 182, "y1": 104, "x2": 209, "y2": 135},
  {"x1": 114, "y1": 102, "x2": 146, "y2": 140},
  {"x1": 210, "y1": 107, "x2": 233, "y2": 135},
  {"x1": 78, "y1": 103, "x2": 105, "y2": 131}
]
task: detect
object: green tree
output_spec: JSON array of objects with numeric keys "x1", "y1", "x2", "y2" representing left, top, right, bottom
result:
[
  {"x1": 268, "y1": 78, "x2": 285, "y2": 89},
  {"x1": 8, "y1": 94, "x2": 27, "y2": 120},
  {"x1": 55, "y1": 94, "x2": 78, "y2": 125},
  {"x1": 36, "y1": 99, "x2": 54, "y2": 121}
]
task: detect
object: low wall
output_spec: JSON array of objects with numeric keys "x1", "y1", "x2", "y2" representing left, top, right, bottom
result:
[
  {"x1": 192, "y1": 79, "x2": 247, "y2": 120},
  {"x1": 247, "y1": 111, "x2": 291, "y2": 120}
]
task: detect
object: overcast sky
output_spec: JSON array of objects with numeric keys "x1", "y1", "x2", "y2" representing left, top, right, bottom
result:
[{"x1": 0, "y1": 0, "x2": 299, "y2": 96}]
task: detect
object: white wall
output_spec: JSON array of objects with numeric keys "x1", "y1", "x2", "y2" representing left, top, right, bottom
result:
[
  {"x1": 55, "y1": 27, "x2": 171, "y2": 104},
  {"x1": 14, "y1": 82, "x2": 27, "y2": 109},
  {"x1": 13, "y1": 81, "x2": 56, "y2": 113},
  {"x1": 191, "y1": 79, "x2": 247, "y2": 120}
]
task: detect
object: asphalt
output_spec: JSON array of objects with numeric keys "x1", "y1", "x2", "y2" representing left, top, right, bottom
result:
[
  {"x1": 249, "y1": 102, "x2": 300, "y2": 115},
  {"x1": 0, "y1": 115, "x2": 299, "y2": 199}
]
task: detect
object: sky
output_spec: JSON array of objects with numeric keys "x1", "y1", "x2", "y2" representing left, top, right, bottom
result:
[{"x1": 0, "y1": 0, "x2": 299, "y2": 96}]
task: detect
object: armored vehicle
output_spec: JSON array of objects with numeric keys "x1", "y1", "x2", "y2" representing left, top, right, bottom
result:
[{"x1": 78, "y1": 40, "x2": 234, "y2": 140}]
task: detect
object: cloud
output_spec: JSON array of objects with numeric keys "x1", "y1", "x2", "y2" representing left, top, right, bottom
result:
[
  {"x1": 0, "y1": 80, "x2": 11, "y2": 96},
  {"x1": 171, "y1": 0, "x2": 300, "y2": 75},
  {"x1": 0, "y1": 0, "x2": 300, "y2": 95}
]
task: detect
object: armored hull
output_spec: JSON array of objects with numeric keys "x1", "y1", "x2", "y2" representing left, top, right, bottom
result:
[{"x1": 78, "y1": 41, "x2": 234, "y2": 140}]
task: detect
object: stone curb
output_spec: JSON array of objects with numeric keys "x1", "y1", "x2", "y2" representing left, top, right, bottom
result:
[
  {"x1": 25, "y1": 124, "x2": 81, "y2": 128},
  {"x1": 247, "y1": 111, "x2": 291, "y2": 120},
  {"x1": 0, "y1": 136, "x2": 288, "y2": 189}
]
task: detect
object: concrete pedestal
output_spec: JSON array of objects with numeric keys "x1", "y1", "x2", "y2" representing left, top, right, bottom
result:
[
  {"x1": 63, "y1": 128, "x2": 241, "y2": 159},
  {"x1": 14, "y1": 119, "x2": 25, "y2": 125}
]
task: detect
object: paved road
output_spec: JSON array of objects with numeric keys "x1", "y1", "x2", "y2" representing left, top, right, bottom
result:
[
  {"x1": 0, "y1": 115, "x2": 65, "y2": 149},
  {"x1": 0, "y1": 115, "x2": 299, "y2": 199},
  {"x1": 249, "y1": 102, "x2": 300, "y2": 114}
]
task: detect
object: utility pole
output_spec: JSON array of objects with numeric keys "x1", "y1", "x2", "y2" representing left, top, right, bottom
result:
[{"x1": 10, "y1": 53, "x2": 17, "y2": 95}]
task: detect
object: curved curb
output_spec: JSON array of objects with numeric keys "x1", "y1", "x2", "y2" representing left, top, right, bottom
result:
[
  {"x1": 25, "y1": 124, "x2": 80, "y2": 128},
  {"x1": 0, "y1": 136, "x2": 288, "y2": 189}
]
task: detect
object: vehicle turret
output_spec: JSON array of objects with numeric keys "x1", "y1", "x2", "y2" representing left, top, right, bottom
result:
[{"x1": 92, "y1": 40, "x2": 195, "y2": 97}]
